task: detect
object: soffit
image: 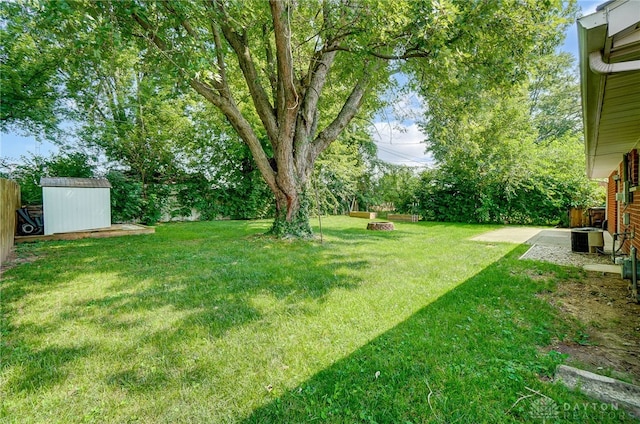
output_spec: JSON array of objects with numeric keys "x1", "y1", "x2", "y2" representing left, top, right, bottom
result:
[{"x1": 578, "y1": 0, "x2": 640, "y2": 179}]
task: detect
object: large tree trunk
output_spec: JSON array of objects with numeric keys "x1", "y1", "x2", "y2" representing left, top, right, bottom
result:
[
  {"x1": 131, "y1": 1, "x2": 377, "y2": 238},
  {"x1": 269, "y1": 186, "x2": 313, "y2": 238}
]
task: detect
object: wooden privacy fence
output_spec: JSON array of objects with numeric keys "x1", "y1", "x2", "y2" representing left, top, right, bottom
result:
[
  {"x1": 387, "y1": 214, "x2": 420, "y2": 222},
  {"x1": 1, "y1": 179, "x2": 20, "y2": 266}
]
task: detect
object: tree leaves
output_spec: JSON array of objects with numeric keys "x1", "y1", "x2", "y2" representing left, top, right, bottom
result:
[
  {"x1": 413, "y1": 49, "x2": 602, "y2": 225},
  {"x1": 0, "y1": 2, "x2": 66, "y2": 138}
]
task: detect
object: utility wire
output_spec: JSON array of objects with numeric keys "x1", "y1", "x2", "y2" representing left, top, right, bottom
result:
[
  {"x1": 374, "y1": 140, "x2": 425, "y2": 145},
  {"x1": 376, "y1": 144, "x2": 430, "y2": 166}
]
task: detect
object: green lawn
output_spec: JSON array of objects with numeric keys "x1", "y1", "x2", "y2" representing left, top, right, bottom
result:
[{"x1": 1, "y1": 217, "x2": 636, "y2": 423}]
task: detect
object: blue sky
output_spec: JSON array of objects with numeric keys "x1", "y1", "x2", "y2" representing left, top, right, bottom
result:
[{"x1": 0, "y1": 1, "x2": 602, "y2": 167}]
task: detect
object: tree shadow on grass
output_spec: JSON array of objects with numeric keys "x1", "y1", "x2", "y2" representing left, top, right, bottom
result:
[
  {"x1": 242, "y1": 250, "x2": 636, "y2": 424},
  {"x1": 1, "y1": 221, "x2": 371, "y2": 395},
  {"x1": 1, "y1": 343, "x2": 92, "y2": 393}
]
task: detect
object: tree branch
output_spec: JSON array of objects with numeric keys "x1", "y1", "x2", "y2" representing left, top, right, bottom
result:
[
  {"x1": 131, "y1": 9, "x2": 276, "y2": 190},
  {"x1": 311, "y1": 61, "x2": 379, "y2": 159},
  {"x1": 300, "y1": 48, "x2": 337, "y2": 135},
  {"x1": 212, "y1": 0, "x2": 278, "y2": 146},
  {"x1": 269, "y1": 0, "x2": 298, "y2": 135},
  {"x1": 210, "y1": 22, "x2": 229, "y2": 95},
  {"x1": 292, "y1": 45, "x2": 338, "y2": 180},
  {"x1": 189, "y1": 79, "x2": 277, "y2": 189},
  {"x1": 161, "y1": 2, "x2": 200, "y2": 39},
  {"x1": 263, "y1": 23, "x2": 278, "y2": 102},
  {"x1": 326, "y1": 44, "x2": 431, "y2": 60}
]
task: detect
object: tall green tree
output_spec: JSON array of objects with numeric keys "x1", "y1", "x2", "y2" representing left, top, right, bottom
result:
[
  {"x1": 70, "y1": 46, "x2": 194, "y2": 222},
  {"x1": 313, "y1": 125, "x2": 379, "y2": 215},
  {"x1": 0, "y1": 2, "x2": 66, "y2": 138},
  {"x1": 421, "y1": 86, "x2": 541, "y2": 223},
  {"x1": 374, "y1": 164, "x2": 421, "y2": 213},
  {"x1": 404, "y1": 1, "x2": 594, "y2": 225},
  {"x1": 415, "y1": 45, "x2": 602, "y2": 224},
  {"x1": 529, "y1": 52, "x2": 582, "y2": 143},
  {"x1": 6, "y1": 0, "x2": 572, "y2": 237}
]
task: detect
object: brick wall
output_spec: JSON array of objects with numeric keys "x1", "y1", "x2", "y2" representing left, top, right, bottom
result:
[
  {"x1": 630, "y1": 149, "x2": 639, "y2": 186},
  {"x1": 628, "y1": 150, "x2": 640, "y2": 253},
  {"x1": 626, "y1": 186, "x2": 640, "y2": 254},
  {"x1": 610, "y1": 153, "x2": 640, "y2": 255}
]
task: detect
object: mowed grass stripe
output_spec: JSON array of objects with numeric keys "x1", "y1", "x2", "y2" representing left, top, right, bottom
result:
[{"x1": 2, "y1": 217, "x2": 633, "y2": 423}]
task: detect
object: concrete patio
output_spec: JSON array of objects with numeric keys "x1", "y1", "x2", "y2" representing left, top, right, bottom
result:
[{"x1": 471, "y1": 227, "x2": 620, "y2": 274}]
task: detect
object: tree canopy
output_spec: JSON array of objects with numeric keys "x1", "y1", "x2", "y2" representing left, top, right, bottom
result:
[
  {"x1": 0, "y1": 2, "x2": 66, "y2": 138},
  {"x1": 1, "y1": 0, "x2": 580, "y2": 234},
  {"x1": 412, "y1": 45, "x2": 603, "y2": 225}
]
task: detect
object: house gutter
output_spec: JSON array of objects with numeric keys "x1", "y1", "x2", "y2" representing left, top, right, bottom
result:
[
  {"x1": 589, "y1": 51, "x2": 640, "y2": 74},
  {"x1": 578, "y1": 0, "x2": 640, "y2": 178}
]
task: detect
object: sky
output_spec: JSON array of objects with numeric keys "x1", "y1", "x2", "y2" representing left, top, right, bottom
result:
[{"x1": 0, "y1": 1, "x2": 603, "y2": 168}]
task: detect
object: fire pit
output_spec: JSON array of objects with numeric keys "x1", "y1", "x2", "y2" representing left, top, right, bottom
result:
[{"x1": 367, "y1": 222, "x2": 395, "y2": 231}]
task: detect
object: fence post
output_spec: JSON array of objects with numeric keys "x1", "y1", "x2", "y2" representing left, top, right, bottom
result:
[{"x1": 1, "y1": 179, "x2": 21, "y2": 266}]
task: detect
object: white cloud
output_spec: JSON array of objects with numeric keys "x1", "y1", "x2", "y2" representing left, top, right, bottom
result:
[{"x1": 370, "y1": 121, "x2": 433, "y2": 167}]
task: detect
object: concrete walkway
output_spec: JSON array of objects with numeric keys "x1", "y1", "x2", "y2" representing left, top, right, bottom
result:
[
  {"x1": 471, "y1": 226, "x2": 613, "y2": 248},
  {"x1": 470, "y1": 227, "x2": 550, "y2": 245},
  {"x1": 472, "y1": 226, "x2": 619, "y2": 273},
  {"x1": 527, "y1": 228, "x2": 572, "y2": 247}
]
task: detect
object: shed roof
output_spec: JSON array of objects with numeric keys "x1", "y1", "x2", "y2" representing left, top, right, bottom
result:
[{"x1": 40, "y1": 177, "x2": 112, "y2": 188}]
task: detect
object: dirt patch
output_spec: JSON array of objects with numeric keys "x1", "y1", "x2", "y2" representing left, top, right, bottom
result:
[
  {"x1": 0, "y1": 248, "x2": 40, "y2": 277},
  {"x1": 543, "y1": 272, "x2": 640, "y2": 384}
]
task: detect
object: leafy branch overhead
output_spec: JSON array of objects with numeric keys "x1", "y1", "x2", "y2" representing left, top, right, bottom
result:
[
  {"x1": 2, "y1": 0, "x2": 574, "y2": 236},
  {"x1": 121, "y1": 1, "x2": 388, "y2": 187}
]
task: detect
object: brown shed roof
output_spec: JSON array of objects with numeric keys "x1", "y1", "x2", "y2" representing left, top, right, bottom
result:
[{"x1": 40, "y1": 177, "x2": 112, "y2": 188}]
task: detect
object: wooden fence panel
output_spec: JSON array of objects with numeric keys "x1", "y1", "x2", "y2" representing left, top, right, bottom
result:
[
  {"x1": 1, "y1": 179, "x2": 21, "y2": 266},
  {"x1": 349, "y1": 211, "x2": 376, "y2": 219},
  {"x1": 387, "y1": 214, "x2": 419, "y2": 222}
]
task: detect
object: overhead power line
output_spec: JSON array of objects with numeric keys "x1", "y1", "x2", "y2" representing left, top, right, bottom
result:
[{"x1": 376, "y1": 144, "x2": 431, "y2": 166}]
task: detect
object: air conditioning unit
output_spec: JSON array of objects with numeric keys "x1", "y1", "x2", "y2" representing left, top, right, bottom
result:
[
  {"x1": 588, "y1": 230, "x2": 604, "y2": 253},
  {"x1": 571, "y1": 227, "x2": 604, "y2": 253}
]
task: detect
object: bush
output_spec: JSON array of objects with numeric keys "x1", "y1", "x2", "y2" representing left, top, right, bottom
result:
[{"x1": 1, "y1": 151, "x2": 95, "y2": 205}]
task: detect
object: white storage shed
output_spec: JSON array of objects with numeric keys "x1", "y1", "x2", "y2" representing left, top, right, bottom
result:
[{"x1": 41, "y1": 177, "x2": 112, "y2": 235}]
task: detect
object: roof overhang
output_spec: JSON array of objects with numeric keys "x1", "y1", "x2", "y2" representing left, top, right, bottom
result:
[
  {"x1": 578, "y1": 0, "x2": 640, "y2": 179},
  {"x1": 40, "y1": 177, "x2": 112, "y2": 188}
]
